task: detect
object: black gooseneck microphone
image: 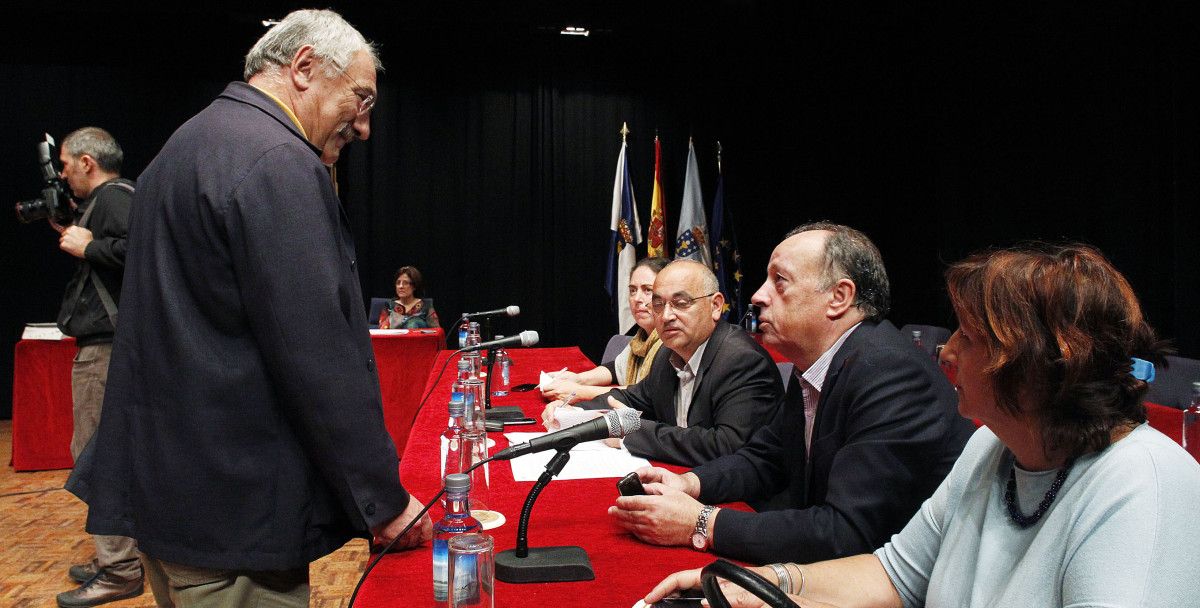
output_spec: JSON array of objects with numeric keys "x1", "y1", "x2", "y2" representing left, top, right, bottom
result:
[
  {"x1": 493, "y1": 408, "x2": 642, "y2": 583},
  {"x1": 464, "y1": 305, "x2": 520, "y2": 319},
  {"x1": 493, "y1": 407, "x2": 642, "y2": 460},
  {"x1": 459, "y1": 330, "x2": 538, "y2": 353}
]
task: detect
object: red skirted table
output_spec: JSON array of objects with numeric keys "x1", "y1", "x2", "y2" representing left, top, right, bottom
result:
[
  {"x1": 372, "y1": 329, "x2": 446, "y2": 454},
  {"x1": 10, "y1": 337, "x2": 77, "y2": 470},
  {"x1": 9, "y1": 329, "x2": 445, "y2": 472},
  {"x1": 356, "y1": 346, "x2": 753, "y2": 607}
]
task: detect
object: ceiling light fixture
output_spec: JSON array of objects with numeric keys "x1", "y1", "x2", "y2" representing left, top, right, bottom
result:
[{"x1": 560, "y1": 26, "x2": 590, "y2": 37}]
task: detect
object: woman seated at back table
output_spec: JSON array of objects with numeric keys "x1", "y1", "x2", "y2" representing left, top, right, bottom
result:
[
  {"x1": 643, "y1": 243, "x2": 1200, "y2": 608},
  {"x1": 378, "y1": 265, "x2": 440, "y2": 329},
  {"x1": 541, "y1": 256, "x2": 669, "y2": 401}
]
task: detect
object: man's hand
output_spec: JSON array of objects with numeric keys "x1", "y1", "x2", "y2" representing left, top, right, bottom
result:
[
  {"x1": 370, "y1": 494, "x2": 433, "y2": 551},
  {"x1": 58, "y1": 225, "x2": 93, "y2": 259},
  {"x1": 636, "y1": 467, "x2": 701, "y2": 497},
  {"x1": 608, "y1": 482, "x2": 707, "y2": 546}
]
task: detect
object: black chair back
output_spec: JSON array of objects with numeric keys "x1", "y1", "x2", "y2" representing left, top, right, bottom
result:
[{"x1": 1146, "y1": 355, "x2": 1200, "y2": 410}]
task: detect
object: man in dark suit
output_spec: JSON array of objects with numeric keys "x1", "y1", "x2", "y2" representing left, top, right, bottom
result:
[
  {"x1": 542, "y1": 260, "x2": 783, "y2": 467},
  {"x1": 67, "y1": 10, "x2": 430, "y2": 606},
  {"x1": 609, "y1": 223, "x2": 974, "y2": 565}
]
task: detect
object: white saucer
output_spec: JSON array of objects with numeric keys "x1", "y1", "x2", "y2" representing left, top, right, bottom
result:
[{"x1": 470, "y1": 509, "x2": 506, "y2": 530}]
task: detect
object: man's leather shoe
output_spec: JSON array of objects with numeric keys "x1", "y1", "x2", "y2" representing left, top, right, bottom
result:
[
  {"x1": 67, "y1": 560, "x2": 101, "y2": 584},
  {"x1": 56, "y1": 571, "x2": 144, "y2": 607}
]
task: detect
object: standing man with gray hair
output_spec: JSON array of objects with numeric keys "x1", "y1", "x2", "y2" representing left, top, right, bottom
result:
[
  {"x1": 68, "y1": 9, "x2": 430, "y2": 606},
  {"x1": 51, "y1": 127, "x2": 143, "y2": 607},
  {"x1": 609, "y1": 223, "x2": 974, "y2": 565}
]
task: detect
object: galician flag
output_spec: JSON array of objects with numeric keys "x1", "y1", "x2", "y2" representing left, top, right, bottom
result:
[
  {"x1": 675, "y1": 138, "x2": 711, "y2": 267},
  {"x1": 606, "y1": 123, "x2": 643, "y2": 333}
]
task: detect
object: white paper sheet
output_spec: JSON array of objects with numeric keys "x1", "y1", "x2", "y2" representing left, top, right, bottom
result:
[
  {"x1": 22, "y1": 323, "x2": 64, "y2": 340},
  {"x1": 503, "y1": 431, "x2": 650, "y2": 481},
  {"x1": 548, "y1": 405, "x2": 603, "y2": 431}
]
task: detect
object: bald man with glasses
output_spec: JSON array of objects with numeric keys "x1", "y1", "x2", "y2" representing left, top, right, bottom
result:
[{"x1": 543, "y1": 259, "x2": 783, "y2": 467}]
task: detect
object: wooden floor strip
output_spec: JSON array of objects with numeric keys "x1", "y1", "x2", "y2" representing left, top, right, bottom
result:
[{"x1": 1, "y1": 420, "x2": 373, "y2": 607}]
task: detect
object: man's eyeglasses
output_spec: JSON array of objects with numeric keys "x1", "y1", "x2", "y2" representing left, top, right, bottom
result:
[
  {"x1": 338, "y1": 70, "x2": 376, "y2": 116},
  {"x1": 650, "y1": 292, "x2": 717, "y2": 314}
]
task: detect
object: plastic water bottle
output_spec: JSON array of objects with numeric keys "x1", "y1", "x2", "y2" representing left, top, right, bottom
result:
[
  {"x1": 451, "y1": 360, "x2": 485, "y2": 433},
  {"x1": 442, "y1": 393, "x2": 468, "y2": 479},
  {"x1": 1184, "y1": 381, "x2": 1200, "y2": 464},
  {"x1": 450, "y1": 360, "x2": 490, "y2": 510},
  {"x1": 463, "y1": 322, "x2": 483, "y2": 376},
  {"x1": 432, "y1": 474, "x2": 482, "y2": 604},
  {"x1": 457, "y1": 315, "x2": 469, "y2": 349},
  {"x1": 492, "y1": 340, "x2": 511, "y2": 397}
]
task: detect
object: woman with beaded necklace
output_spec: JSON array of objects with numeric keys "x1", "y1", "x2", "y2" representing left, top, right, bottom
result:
[{"x1": 641, "y1": 243, "x2": 1200, "y2": 607}]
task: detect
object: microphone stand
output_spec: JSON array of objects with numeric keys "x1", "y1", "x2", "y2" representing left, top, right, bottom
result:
[
  {"x1": 482, "y1": 316, "x2": 494, "y2": 343},
  {"x1": 495, "y1": 448, "x2": 595, "y2": 583},
  {"x1": 483, "y1": 343, "x2": 525, "y2": 420}
]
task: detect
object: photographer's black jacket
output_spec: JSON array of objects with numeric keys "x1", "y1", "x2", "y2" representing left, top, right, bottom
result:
[{"x1": 57, "y1": 178, "x2": 133, "y2": 345}]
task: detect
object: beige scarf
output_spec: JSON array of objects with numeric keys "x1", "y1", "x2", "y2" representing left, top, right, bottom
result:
[{"x1": 625, "y1": 329, "x2": 663, "y2": 385}]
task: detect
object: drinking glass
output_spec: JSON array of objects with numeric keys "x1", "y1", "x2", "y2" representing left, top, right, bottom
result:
[{"x1": 448, "y1": 533, "x2": 494, "y2": 608}]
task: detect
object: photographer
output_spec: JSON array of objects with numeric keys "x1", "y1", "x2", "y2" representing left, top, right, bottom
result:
[{"x1": 52, "y1": 127, "x2": 143, "y2": 607}]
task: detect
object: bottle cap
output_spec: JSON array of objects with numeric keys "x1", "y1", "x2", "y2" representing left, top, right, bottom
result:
[{"x1": 444, "y1": 473, "x2": 471, "y2": 492}]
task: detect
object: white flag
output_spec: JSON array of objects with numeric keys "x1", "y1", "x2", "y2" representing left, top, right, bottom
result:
[
  {"x1": 675, "y1": 139, "x2": 711, "y2": 267},
  {"x1": 607, "y1": 137, "x2": 642, "y2": 333}
]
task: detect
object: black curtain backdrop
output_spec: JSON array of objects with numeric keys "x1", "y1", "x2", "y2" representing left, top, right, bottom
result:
[{"x1": 2, "y1": 2, "x2": 1197, "y2": 419}]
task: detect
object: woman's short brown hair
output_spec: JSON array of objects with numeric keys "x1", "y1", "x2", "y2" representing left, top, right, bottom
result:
[
  {"x1": 946, "y1": 243, "x2": 1168, "y2": 459},
  {"x1": 394, "y1": 266, "x2": 423, "y2": 294}
]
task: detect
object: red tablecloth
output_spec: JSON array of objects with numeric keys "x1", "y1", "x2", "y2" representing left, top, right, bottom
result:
[
  {"x1": 358, "y1": 347, "x2": 750, "y2": 607},
  {"x1": 10, "y1": 338, "x2": 77, "y2": 470},
  {"x1": 372, "y1": 329, "x2": 445, "y2": 454},
  {"x1": 9, "y1": 330, "x2": 445, "y2": 472}
]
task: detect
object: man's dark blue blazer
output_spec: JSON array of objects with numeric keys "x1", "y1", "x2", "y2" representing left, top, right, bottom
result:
[
  {"x1": 693, "y1": 320, "x2": 975, "y2": 564},
  {"x1": 583, "y1": 321, "x2": 784, "y2": 467}
]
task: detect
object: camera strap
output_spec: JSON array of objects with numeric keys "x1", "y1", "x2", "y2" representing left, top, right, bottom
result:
[{"x1": 68, "y1": 180, "x2": 134, "y2": 328}]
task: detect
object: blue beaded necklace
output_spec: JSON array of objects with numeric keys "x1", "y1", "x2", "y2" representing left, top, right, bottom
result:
[{"x1": 1004, "y1": 457, "x2": 1075, "y2": 529}]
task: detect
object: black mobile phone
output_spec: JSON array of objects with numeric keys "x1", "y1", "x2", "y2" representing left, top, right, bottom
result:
[
  {"x1": 617, "y1": 472, "x2": 646, "y2": 496},
  {"x1": 648, "y1": 589, "x2": 705, "y2": 607}
]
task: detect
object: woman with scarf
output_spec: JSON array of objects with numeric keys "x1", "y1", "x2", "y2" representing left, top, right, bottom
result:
[{"x1": 542, "y1": 257, "x2": 670, "y2": 401}]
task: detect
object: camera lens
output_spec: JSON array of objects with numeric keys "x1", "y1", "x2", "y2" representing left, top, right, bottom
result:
[{"x1": 14, "y1": 198, "x2": 50, "y2": 223}]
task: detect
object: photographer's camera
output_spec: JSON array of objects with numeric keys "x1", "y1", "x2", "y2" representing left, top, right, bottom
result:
[{"x1": 14, "y1": 133, "x2": 73, "y2": 224}]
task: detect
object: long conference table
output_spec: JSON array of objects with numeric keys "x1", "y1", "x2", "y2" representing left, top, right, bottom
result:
[
  {"x1": 356, "y1": 346, "x2": 744, "y2": 607},
  {"x1": 12, "y1": 335, "x2": 1190, "y2": 604},
  {"x1": 9, "y1": 329, "x2": 445, "y2": 471}
]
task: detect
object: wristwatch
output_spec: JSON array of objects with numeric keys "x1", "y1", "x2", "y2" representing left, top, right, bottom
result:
[{"x1": 691, "y1": 505, "x2": 716, "y2": 551}]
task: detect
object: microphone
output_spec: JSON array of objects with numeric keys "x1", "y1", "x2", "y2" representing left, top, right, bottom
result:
[
  {"x1": 459, "y1": 330, "x2": 538, "y2": 353},
  {"x1": 464, "y1": 305, "x2": 520, "y2": 319},
  {"x1": 493, "y1": 408, "x2": 642, "y2": 460}
]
